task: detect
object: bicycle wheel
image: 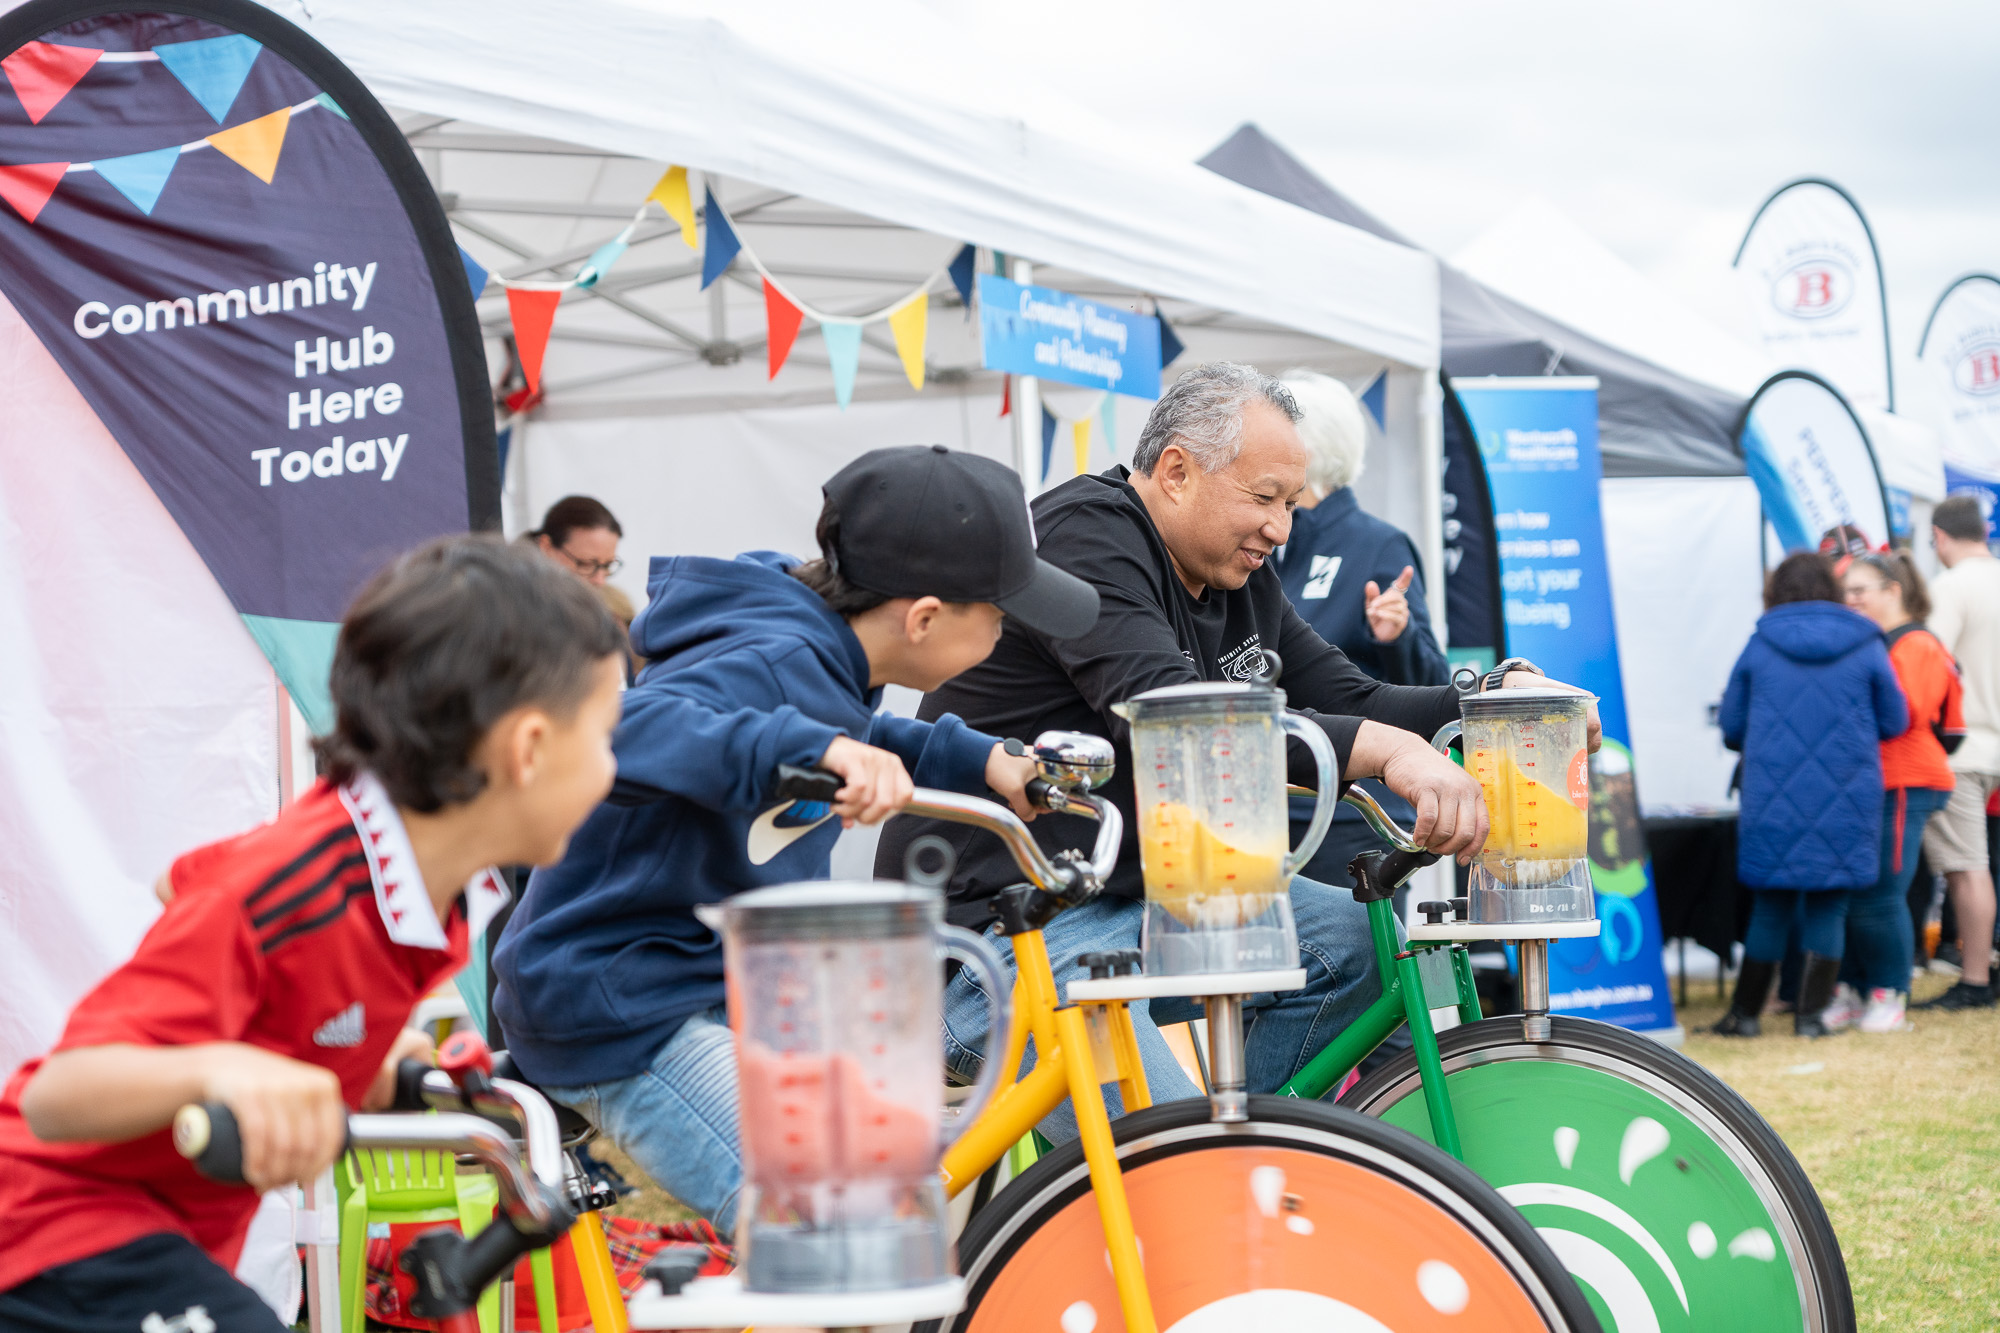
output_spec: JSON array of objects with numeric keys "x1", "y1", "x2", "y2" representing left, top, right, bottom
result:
[
  {"x1": 1341, "y1": 1016, "x2": 1853, "y2": 1333},
  {"x1": 922, "y1": 1095, "x2": 1600, "y2": 1333}
]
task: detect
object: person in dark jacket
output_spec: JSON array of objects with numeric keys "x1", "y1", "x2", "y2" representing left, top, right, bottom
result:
[
  {"x1": 1713, "y1": 552, "x2": 1908, "y2": 1038},
  {"x1": 493, "y1": 446, "x2": 1098, "y2": 1233},
  {"x1": 1276, "y1": 370, "x2": 1450, "y2": 889}
]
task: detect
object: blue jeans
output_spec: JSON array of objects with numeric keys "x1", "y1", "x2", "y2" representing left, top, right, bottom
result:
[
  {"x1": 942, "y1": 876, "x2": 1387, "y2": 1142},
  {"x1": 541, "y1": 1006, "x2": 744, "y2": 1236},
  {"x1": 1745, "y1": 888, "x2": 1852, "y2": 962},
  {"x1": 1844, "y1": 787, "x2": 1950, "y2": 993}
]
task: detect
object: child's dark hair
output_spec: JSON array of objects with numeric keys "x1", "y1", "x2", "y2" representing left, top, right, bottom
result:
[
  {"x1": 1764, "y1": 551, "x2": 1842, "y2": 609},
  {"x1": 788, "y1": 496, "x2": 891, "y2": 616},
  {"x1": 316, "y1": 535, "x2": 626, "y2": 811}
]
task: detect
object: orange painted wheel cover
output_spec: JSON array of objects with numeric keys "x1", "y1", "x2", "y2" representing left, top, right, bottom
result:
[{"x1": 965, "y1": 1145, "x2": 1550, "y2": 1332}]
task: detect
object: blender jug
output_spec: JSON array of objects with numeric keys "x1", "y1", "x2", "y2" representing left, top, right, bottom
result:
[
  {"x1": 701, "y1": 883, "x2": 1008, "y2": 1294},
  {"x1": 1112, "y1": 681, "x2": 1337, "y2": 976},
  {"x1": 1440, "y1": 688, "x2": 1597, "y2": 925}
]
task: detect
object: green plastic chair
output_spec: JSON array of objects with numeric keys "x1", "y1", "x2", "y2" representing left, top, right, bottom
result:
[{"x1": 337, "y1": 1147, "x2": 560, "y2": 1333}]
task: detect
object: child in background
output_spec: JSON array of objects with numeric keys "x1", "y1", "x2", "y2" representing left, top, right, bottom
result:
[
  {"x1": 492, "y1": 445, "x2": 1100, "y2": 1236},
  {"x1": 0, "y1": 537, "x2": 628, "y2": 1332}
]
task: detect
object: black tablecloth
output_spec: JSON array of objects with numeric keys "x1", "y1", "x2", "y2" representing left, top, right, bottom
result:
[{"x1": 1642, "y1": 816, "x2": 1748, "y2": 959}]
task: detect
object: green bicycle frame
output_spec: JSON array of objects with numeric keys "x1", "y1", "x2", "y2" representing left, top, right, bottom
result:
[{"x1": 1273, "y1": 895, "x2": 1483, "y2": 1161}]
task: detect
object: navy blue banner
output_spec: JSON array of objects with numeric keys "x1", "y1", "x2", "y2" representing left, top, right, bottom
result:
[
  {"x1": 1454, "y1": 377, "x2": 1677, "y2": 1035},
  {"x1": 0, "y1": 0, "x2": 494, "y2": 727}
]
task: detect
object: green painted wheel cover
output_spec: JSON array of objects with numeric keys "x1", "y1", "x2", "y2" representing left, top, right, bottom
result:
[{"x1": 1379, "y1": 1060, "x2": 1803, "y2": 1333}]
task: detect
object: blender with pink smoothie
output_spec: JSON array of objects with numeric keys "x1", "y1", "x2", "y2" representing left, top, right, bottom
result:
[{"x1": 704, "y1": 882, "x2": 1008, "y2": 1294}]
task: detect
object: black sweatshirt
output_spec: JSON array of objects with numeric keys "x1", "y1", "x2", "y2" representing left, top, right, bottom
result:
[{"x1": 875, "y1": 466, "x2": 1460, "y2": 927}]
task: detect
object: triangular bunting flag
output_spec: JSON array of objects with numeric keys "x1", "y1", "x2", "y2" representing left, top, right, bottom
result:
[
  {"x1": 241, "y1": 614, "x2": 340, "y2": 735},
  {"x1": 458, "y1": 246, "x2": 489, "y2": 297},
  {"x1": 1040, "y1": 406, "x2": 1057, "y2": 481},
  {"x1": 888, "y1": 292, "x2": 927, "y2": 391},
  {"x1": 1, "y1": 41, "x2": 101, "y2": 125},
  {"x1": 154, "y1": 33, "x2": 260, "y2": 123},
  {"x1": 1100, "y1": 394, "x2": 1118, "y2": 460},
  {"x1": 1359, "y1": 370, "x2": 1388, "y2": 430},
  {"x1": 575, "y1": 237, "x2": 627, "y2": 288},
  {"x1": 700, "y1": 186, "x2": 740, "y2": 289},
  {"x1": 506, "y1": 287, "x2": 564, "y2": 394},
  {"x1": 1000, "y1": 373, "x2": 1011, "y2": 418},
  {"x1": 1158, "y1": 308, "x2": 1185, "y2": 370},
  {"x1": 206, "y1": 106, "x2": 289, "y2": 184},
  {"x1": 0, "y1": 160, "x2": 69, "y2": 224},
  {"x1": 764, "y1": 279, "x2": 803, "y2": 380},
  {"x1": 314, "y1": 92, "x2": 348, "y2": 121},
  {"x1": 94, "y1": 146, "x2": 181, "y2": 216},
  {"x1": 1073, "y1": 417, "x2": 1091, "y2": 478},
  {"x1": 822, "y1": 320, "x2": 862, "y2": 408},
  {"x1": 648, "y1": 166, "x2": 697, "y2": 249},
  {"x1": 947, "y1": 243, "x2": 977, "y2": 313}
]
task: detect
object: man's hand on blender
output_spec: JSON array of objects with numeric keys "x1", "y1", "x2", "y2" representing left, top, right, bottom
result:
[
  {"x1": 818, "y1": 735, "x2": 914, "y2": 827},
  {"x1": 1349, "y1": 721, "x2": 1490, "y2": 864},
  {"x1": 1491, "y1": 664, "x2": 1602, "y2": 753}
]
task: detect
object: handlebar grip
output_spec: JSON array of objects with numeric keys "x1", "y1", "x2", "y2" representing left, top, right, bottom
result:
[
  {"x1": 392, "y1": 1058, "x2": 435, "y2": 1112},
  {"x1": 1024, "y1": 776, "x2": 1056, "y2": 810},
  {"x1": 774, "y1": 764, "x2": 844, "y2": 804},
  {"x1": 1347, "y1": 846, "x2": 1443, "y2": 905},
  {"x1": 173, "y1": 1103, "x2": 246, "y2": 1184}
]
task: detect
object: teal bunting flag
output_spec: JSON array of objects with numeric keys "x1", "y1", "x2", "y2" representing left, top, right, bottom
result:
[
  {"x1": 154, "y1": 33, "x2": 260, "y2": 123},
  {"x1": 823, "y1": 320, "x2": 862, "y2": 408},
  {"x1": 576, "y1": 238, "x2": 627, "y2": 288},
  {"x1": 1100, "y1": 394, "x2": 1117, "y2": 461},
  {"x1": 314, "y1": 91, "x2": 349, "y2": 121}
]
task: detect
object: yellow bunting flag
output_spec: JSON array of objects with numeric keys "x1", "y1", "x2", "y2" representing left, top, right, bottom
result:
[
  {"x1": 206, "y1": 107, "x2": 290, "y2": 184},
  {"x1": 1073, "y1": 417, "x2": 1091, "y2": 477},
  {"x1": 648, "y1": 166, "x2": 697, "y2": 250},
  {"x1": 888, "y1": 292, "x2": 928, "y2": 391}
]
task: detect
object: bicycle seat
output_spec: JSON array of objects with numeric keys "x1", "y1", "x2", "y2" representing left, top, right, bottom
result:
[{"x1": 491, "y1": 1049, "x2": 597, "y2": 1145}]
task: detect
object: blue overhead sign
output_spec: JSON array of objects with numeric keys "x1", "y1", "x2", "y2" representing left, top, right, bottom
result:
[{"x1": 977, "y1": 273, "x2": 1161, "y2": 399}]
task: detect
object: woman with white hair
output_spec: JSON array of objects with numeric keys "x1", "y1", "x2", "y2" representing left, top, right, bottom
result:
[{"x1": 1278, "y1": 370, "x2": 1450, "y2": 894}]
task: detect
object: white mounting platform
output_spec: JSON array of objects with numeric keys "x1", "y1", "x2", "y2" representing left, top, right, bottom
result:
[
  {"x1": 1067, "y1": 968, "x2": 1308, "y2": 1002},
  {"x1": 1406, "y1": 919, "x2": 1601, "y2": 943},
  {"x1": 626, "y1": 1273, "x2": 966, "y2": 1328}
]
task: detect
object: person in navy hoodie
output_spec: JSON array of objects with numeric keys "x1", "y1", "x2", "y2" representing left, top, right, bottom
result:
[
  {"x1": 1714, "y1": 552, "x2": 1908, "y2": 1038},
  {"x1": 491, "y1": 445, "x2": 1099, "y2": 1234}
]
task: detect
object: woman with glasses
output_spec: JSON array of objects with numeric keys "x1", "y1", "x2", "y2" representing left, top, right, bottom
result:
[
  {"x1": 529, "y1": 495, "x2": 625, "y2": 587},
  {"x1": 1824, "y1": 551, "x2": 1966, "y2": 1033}
]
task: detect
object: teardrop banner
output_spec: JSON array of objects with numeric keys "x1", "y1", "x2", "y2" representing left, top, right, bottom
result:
[
  {"x1": 1734, "y1": 371, "x2": 1891, "y2": 556},
  {"x1": 1916, "y1": 274, "x2": 2000, "y2": 545},
  {"x1": 0, "y1": 0, "x2": 498, "y2": 731}
]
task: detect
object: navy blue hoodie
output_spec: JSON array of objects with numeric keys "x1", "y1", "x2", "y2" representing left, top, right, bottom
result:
[
  {"x1": 1719, "y1": 601, "x2": 1907, "y2": 891},
  {"x1": 492, "y1": 552, "x2": 999, "y2": 1088}
]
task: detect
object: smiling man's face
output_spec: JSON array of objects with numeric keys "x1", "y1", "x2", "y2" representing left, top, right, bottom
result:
[{"x1": 1147, "y1": 399, "x2": 1309, "y2": 595}]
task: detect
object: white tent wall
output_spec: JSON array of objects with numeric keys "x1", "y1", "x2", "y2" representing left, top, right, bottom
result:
[
  {"x1": 1600, "y1": 476, "x2": 1764, "y2": 818},
  {"x1": 0, "y1": 293, "x2": 279, "y2": 1077}
]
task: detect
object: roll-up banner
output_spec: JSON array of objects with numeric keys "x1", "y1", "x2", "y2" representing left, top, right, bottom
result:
[
  {"x1": 1453, "y1": 378, "x2": 1677, "y2": 1036},
  {"x1": 0, "y1": 0, "x2": 497, "y2": 731},
  {"x1": 1736, "y1": 371, "x2": 1891, "y2": 556},
  {"x1": 1733, "y1": 179, "x2": 1894, "y2": 413},
  {"x1": 1917, "y1": 274, "x2": 2000, "y2": 548}
]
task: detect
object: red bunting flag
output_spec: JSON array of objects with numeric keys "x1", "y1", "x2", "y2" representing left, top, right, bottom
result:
[
  {"x1": 764, "y1": 278, "x2": 803, "y2": 380},
  {"x1": 506, "y1": 286, "x2": 563, "y2": 394},
  {"x1": 0, "y1": 160, "x2": 68, "y2": 224},
  {"x1": 1000, "y1": 373, "x2": 1011, "y2": 418},
  {"x1": 1, "y1": 41, "x2": 101, "y2": 125}
]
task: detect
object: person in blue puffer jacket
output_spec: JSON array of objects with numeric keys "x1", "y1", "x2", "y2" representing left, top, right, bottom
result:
[{"x1": 1714, "y1": 552, "x2": 1909, "y2": 1038}]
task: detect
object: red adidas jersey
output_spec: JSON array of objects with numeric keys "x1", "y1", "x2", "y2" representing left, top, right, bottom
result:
[{"x1": 0, "y1": 776, "x2": 506, "y2": 1293}]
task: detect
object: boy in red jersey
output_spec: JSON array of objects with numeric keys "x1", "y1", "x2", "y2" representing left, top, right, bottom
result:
[{"x1": 0, "y1": 536, "x2": 627, "y2": 1332}]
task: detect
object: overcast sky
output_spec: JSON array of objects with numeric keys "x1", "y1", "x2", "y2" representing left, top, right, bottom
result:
[{"x1": 956, "y1": 0, "x2": 1998, "y2": 378}]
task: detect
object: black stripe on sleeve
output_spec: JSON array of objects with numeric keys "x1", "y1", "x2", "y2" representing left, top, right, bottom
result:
[
  {"x1": 248, "y1": 851, "x2": 368, "y2": 929},
  {"x1": 244, "y1": 824, "x2": 359, "y2": 910},
  {"x1": 259, "y1": 881, "x2": 373, "y2": 955}
]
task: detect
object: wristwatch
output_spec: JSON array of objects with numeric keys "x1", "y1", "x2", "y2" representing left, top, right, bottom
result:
[{"x1": 1481, "y1": 656, "x2": 1543, "y2": 694}]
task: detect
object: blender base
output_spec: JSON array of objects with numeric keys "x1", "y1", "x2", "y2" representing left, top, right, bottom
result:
[
  {"x1": 1066, "y1": 968, "x2": 1308, "y2": 1002},
  {"x1": 1405, "y1": 920, "x2": 1601, "y2": 943},
  {"x1": 627, "y1": 1274, "x2": 967, "y2": 1328}
]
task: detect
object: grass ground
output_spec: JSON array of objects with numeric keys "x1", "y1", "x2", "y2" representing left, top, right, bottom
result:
[{"x1": 596, "y1": 971, "x2": 2000, "y2": 1329}]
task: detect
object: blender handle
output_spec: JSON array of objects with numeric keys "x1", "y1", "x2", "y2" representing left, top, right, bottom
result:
[
  {"x1": 1432, "y1": 719, "x2": 1463, "y2": 757},
  {"x1": 1278, "y1": 715, "x2": 1338, "y2": 879},
  {"x1": 937, "y1": 924, "x2": 1011, "y2": 1146}
]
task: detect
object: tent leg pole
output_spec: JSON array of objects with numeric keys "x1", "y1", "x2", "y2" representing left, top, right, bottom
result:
[{"x1": 1008, "y1": 257, "x2": 1042, "y2": 492}]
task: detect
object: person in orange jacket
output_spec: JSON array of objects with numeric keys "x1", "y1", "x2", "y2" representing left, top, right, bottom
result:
[{"x1": 1830, "y1": 551, "x2": 1966, "y2": 1032}]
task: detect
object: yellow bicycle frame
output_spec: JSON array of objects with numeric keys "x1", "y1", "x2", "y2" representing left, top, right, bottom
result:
[{"x1": 937, "y1": 928, "x2": 1161, "y2": 1333}]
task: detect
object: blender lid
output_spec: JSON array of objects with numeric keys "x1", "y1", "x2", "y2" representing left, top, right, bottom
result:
[
  {"x1": 698, "y1": 880, "x2": 943, "y2": 940},
  {"x1": 1461, "y1": 686, "x2": 1599, "y2": 705},
  {"x1": 1112, "y1": 680, "x2": 1282, "y2": 719}
]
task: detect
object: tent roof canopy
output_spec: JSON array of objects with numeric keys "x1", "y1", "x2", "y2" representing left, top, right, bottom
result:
[{"x1": 1198, "y1": 123, "x2": 1746, "y2": 478}]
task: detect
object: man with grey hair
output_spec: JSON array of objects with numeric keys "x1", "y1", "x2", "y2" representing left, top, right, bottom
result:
[{"x1": 881, "y1": 362, "x2": 1596, "y2": 1136}]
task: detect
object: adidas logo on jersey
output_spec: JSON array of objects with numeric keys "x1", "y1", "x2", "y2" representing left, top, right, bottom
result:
[{"x1": 312, "y1": 1001, "x2": 366, "y2": 1048}]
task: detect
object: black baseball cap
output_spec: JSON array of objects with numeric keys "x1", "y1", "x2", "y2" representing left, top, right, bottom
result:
[{"x1": 822, "y1": 445, "x2": 1100, "y2": 639}]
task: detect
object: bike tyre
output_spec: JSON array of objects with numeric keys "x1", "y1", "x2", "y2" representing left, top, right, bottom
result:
[
  {"x1": 1340, "y1": 1015, "x2": 1853, "y2": 1333},
  {"x1": 920, "y1": 1093, "x2": 1601, "y2": 1332}
]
